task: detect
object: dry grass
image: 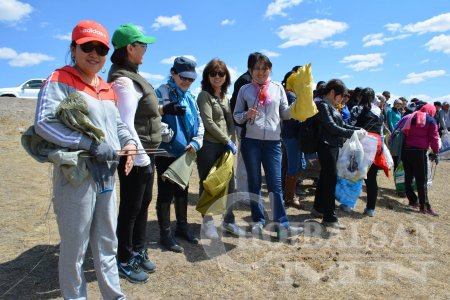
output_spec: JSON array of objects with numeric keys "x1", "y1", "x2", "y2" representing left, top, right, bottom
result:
[{"x1": 0, "y1": 97, "x2": 449, "y2": 299}]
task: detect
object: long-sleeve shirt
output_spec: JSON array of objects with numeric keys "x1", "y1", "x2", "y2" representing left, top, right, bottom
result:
[
  {"x1": 387, "y1": 107, "x2": 402, "y2": 132},
  {"x1": 438, "y1": 108, "x2": 450, "y2": 129},
  {"x1": 404, "y1": 114, "x2": 440, "y2": 154}
]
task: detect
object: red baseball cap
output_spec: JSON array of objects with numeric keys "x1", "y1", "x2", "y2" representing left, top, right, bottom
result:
[{"x1": 72, "y1": 20, "x2": 110, "y2": 49}]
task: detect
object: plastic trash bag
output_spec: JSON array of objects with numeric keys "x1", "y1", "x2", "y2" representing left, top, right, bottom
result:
[
  {"x1": 439, "y1": 131, "x2": 450, "y2": 160},
  {"x1": 335, "y1": 176, "x2": 363, "y2": 209},
  {"x1": 288, "y1": 63, "x2": 318, "y2": 122},
  {"x1": 383, "y1": 143, "x2": 394, "y2": 170},
  {"x1": 337, "y1": 132, "x2": 370, "y2": 181}
]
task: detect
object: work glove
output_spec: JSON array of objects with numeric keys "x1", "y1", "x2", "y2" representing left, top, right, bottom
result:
[
  {"x1": 163, "y1": 102, "x2": 186, "y2": 116},
  {"x1": 429, "y1": 152, "x2": 439, "y2": 165},
  {"x1": 225, "y1": 140, "x2": 237, "y2": 155},
  {"x1": 89, "y1": 142, "x2": 118, "y2": 162}
]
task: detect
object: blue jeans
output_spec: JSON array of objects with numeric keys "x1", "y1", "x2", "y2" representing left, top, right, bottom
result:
[
  {"x1": 283, "y1": 137, "x2": 306, "y2": 176},
  {"x1": 241, "y1": 138, "x2": 289, "y2": 228}
]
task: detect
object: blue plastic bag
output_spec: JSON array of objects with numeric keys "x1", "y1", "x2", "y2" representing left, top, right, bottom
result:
[{"x1": 335, "y1": 175, "x2": 363, "y2": 209}]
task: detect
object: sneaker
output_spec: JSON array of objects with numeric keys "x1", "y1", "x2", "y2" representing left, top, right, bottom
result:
[
  {"x1": 202, "y1": 220, "x2": 219, "y2": 240},
  {"x1": 276, "y1": 225, "x2": 304, "y2": 241},
  {"x1": 222, "y1": 222, "x2": 247, "y2": 237},
  {"x1": 311, "y1": 207, "x2": 324, "y2": 218},
  {"x1": 420, "y1": 208, "x2": 439, "y2": 217},
  {"x1": 135, "y1": 248, "x2": 156, "y2": 273},
  {"x1": 321, "y1": 221, "x2": 346, "y2": 230},
  {"x1": 118, "y1": 257, "x2": 149, "y2": 284},
  {"x1": 408, "y1": 203, "x2": 419, "y2": 210},
  {"x1": 251, "y1": 223, "x2": 264, "y2": 238},
  {"x1": 364, "y1": 208, "x2": 375, "y2": 217},
  {"x1": 340, "y1": 204, "x2": 353, "y2": 213}
]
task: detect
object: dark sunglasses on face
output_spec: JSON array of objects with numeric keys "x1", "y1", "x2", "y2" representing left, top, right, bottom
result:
[
  {"x1": 209, "y1": 71, "x2": 226, "y2": 78},
  {"x1": 79, "y1": 42, "x2": 109, "y2": 56},
  {"x1": 178, "y1": 74, "x2": 194, "y2": 83}
]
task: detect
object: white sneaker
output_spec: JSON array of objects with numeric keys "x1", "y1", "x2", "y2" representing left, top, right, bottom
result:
[
  {"x1": 202, "y1": 220, "x2": 219, "y2": 240},
  {"x1": 222, "y1": 222, "x2": 247, "y2": 237}
]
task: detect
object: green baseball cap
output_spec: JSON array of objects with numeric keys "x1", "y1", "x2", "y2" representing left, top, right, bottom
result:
[{"x1": 112, "y1": 23, "x2": 156, "y2": 49}]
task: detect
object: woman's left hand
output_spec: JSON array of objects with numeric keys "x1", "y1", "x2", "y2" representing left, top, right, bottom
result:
[
  {"x1": 119, "y1": 144, "x2": 137, "y2": 175},
  {"x1": 185, "y1": 144, "x2": 196, "y2": 155}
]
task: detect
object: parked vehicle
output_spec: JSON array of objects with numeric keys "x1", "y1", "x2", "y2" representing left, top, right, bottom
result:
[{"x1": 0, "y1": 78, "x2": 46, "y2": 99}]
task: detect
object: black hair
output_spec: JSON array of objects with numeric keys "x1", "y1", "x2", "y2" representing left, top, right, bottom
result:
[
  {"x1": 281, "y1": 70, "x2": 295, "y2": 88},
  {"x1": 247, "y1": 52, "x2": 262, "y2": 69},
  {"x1": 314, "y1": 81, "x2": 327, "y2": 98},
  {"x1": 323, "y1": 79, "x2": 347, "y2": 97},
  {"x1": 110, "y1": 46, "x2": 129, "y2": 66},
  {"x1": 291, "y1": 65, "x2": 302, "y2": 72},
  {"x1": 434, "y1": 101, "x2": 442, "y2": 107},
  {"x1": 359, "y1": 87, "x2": 375, "y2": 111},
  {"x1": 249, "y1": 53, "x2": 272, "y2": 71}
]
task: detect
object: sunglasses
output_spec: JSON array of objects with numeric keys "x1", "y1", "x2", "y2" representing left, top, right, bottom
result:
[
  {"x1": 133, "y1": 42, "x2": 147, "y2": 51},
  {"x1": 178, "y1": 74, "x2": 194, "y2": 83},
  {"x1": 79, "y1": 42, "x2": 109, "y2": 56},
  {"x1": 209, "y1": 71, "x2": 226, "y2": 78}
]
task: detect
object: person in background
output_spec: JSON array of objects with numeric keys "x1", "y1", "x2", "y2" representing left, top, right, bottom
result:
[
  {"x1": 433, "y1": 101, "x2": 442, "y2": 134},
  {"x1": 312, "y1": 79, "x2": 362, "y2": 229},
  {"x1": 196, "y1": 58, "x2": 246, "y2": 239},
  {"x1": 354, "y1": 88, "x2": 389, "y2": 217},
  {"x1": 108, "y1": 23, "x2": 160, "y2": 284},
  {"x1": 34, "y1": 20, "x2": 136, "y2": 299},
  {"x1": 346, "y1": 87, "x2": 362, "y2": 111},
  {"x1": 234, "y1": 54, "x2": 304, "y2": 239},
  {"x1": 387, "y1": 99, "x2": 403, "y2": 132},
  {"x1": 401, "y1": 104, "x2": 440, "y2": 216},
  {"x1": 340, "y1": 91, "x2": 351, "y2": 124},
  {"x1": 438, "y1": 101, "x2": 450, "y2": 133},
  {"x1": 399, "y1": 97, "x2": 408, "y2": 115},
  {"x1": 155, "y1": 57, "x2": 204, "y2": 253},
  {"x1": 230, "y1": 52, "x2": 261, "y2": 202},
  {"x1": 280, "y1": 70, "x2": 303, "y2": 209}
]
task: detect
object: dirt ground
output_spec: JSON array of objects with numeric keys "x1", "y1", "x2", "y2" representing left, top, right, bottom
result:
[{"x1": 0, "y1": 97, "x2": 449, "y2": 300}]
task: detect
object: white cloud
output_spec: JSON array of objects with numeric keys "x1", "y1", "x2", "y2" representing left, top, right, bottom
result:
[
  {"x1": 385, "y1": 23, "x2": 402, "y2": 33},
  {"x1": 8, "y1": 52, "x2": 54, "y2": 67},
  {"x1": 321, "y1": 40, "x2": 348, "y2": 48},
  {"x1": 339, "y1": 74, "x2": 352, "y2": 79},
  {"x1": 151, "y1": 15, "x2": 186, "y2": 31},
  {"x1": 54, "y1": 32, "x2": 71, "y2": 41},
  {"x1": 362, "y1": 32, "x2": 411, "y2": 47},
  {"x1": 160, "y1": 55, "x2": 197, "y2": 65},
  {"x1": 261, "y1": 49, "x2": 281, "y2": 57},
  {"x1": 0, "y1": 47, "x2": 18, "y2": 59},
  {"x1": 403, "y1": 12, "x2": 450, "y2": 34},
  {"x1": 139, "y1": 72, "x2": 165, "y2": 81},
  {"x1": 425, "y1": 34, "x2": 450, "y2": 55},
  {"x1": 340, "y1": 53, "x2": 385, "y2": 71},
  {"x1": 0, "y1": 0, "x2": 32, "y2": 23},
  {"x1": 277, "y1": 19, "x2": 348, "y2": 48},
  {"x1": 400, "y1": 70, "x2": 446, "y2": 84},
  {"x1": 265, "y1": 0, "x2": 303, "y2": 17},
  {"x1": 433, "y1": 94, "x2": 450, "y2": 103},
  {"x1": 420, "y1": 58, "x2": 430, "y2": 64},
  {"x1": 221, "y1": 19, "x2": 235, "y2": 26}
]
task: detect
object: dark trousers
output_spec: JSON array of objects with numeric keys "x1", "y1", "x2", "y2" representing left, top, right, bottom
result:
[
  {"x1": 314, "y1": 143, "x2": 339, "y2": 223},
  {"x1": 197, "y1": 141, "x2": 235, "y2": 224},
  {"x1": 401, "y1": 146, "x2": 430, "y2": 209},
  {"x1": 364, "y1": 164, "x2": 380, "y2": 210},
  {"x1": 117, "y1": 156, "x2": 154, "y2": 263}
]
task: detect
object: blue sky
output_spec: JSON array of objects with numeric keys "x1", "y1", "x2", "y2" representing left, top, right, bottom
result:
[{"x1": 1, "y1": 0, "x2": 450, "y2": 104}]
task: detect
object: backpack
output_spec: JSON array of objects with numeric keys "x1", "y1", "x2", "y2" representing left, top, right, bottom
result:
[
  {"x1": 388, "y1": 125, "x2": 405, "y2": 157},
  {"x1": 298, "y1": 113, "x2": 321, "y2": 153}
]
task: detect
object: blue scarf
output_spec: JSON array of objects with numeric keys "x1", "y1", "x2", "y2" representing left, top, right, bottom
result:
[{"x1": 167, "y1": 77, "x2": 198, "y2": 138}]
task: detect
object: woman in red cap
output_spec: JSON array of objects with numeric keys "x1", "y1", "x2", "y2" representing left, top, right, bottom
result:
[{"x1": 34, "y1": 20, "x2": 136, "y2": 299}]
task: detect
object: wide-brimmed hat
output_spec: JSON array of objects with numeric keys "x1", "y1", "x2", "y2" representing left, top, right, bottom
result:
[
  {"x1": 72, "y1": 20, "x2": 110, "y2": 48},
  {"x1": 173, "y1": 56, "x2": 197, "y2": 80},
  {"x1": 112, "y1": 23, "x2": 156, "y2": 49}
]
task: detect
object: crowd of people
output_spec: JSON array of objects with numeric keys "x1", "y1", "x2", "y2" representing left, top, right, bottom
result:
[{"x1": 31, "y1": 20, "x2": 444, "y2": 298}]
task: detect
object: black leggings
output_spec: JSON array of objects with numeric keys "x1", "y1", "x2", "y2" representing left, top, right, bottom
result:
[
  {"x1": 364, "y1": 164, "x2": 380, "y2": 210},
  {"x1": 401, "y1": 147, "x2": 430, "y2": 209}
]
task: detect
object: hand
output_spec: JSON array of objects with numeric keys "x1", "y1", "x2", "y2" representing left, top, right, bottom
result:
[
  {"x1": 247, "y1": 107, "x2": 258, "y2": 123},
  {"x1": 429, "y1": 153, "x2": 439, "y2": 165},
  {"x1": 356, "y1": 129, "x2": 367, "y2": 139},
  {"x1": 118, "y1": 144, "x2": 137, "y2": 175},
  {"x1": 225, "y1": 140, "x2": 237, "y2": 155},
  {"x1": 163, "y1": 102, "x2": 186, "y2": 115},
  {"x1": 89, "y1": 142, "x2": 118, "y2": 162},
  {"x1": 185, "y1": 144, "x2": 196, "y2": 155}
]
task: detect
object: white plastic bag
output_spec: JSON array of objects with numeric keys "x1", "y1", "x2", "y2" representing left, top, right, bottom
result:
[
  {"x1": 439, "y1": 131, "x2": 450, "y2": 160},
  {"x1": 383, "y1": 143, "x2": 394, "y2": 170},
  {"x1": 337, "y1": 132, "x2": 365, "y2": 181}
]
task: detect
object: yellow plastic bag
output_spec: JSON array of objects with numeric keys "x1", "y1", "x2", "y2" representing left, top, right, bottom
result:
[
  {"x1": 288, "y1": 63, "x2": 318, "y2": 122},
  {"x1": 196, "y1": 151, "x2": 234, "y2": 216}
]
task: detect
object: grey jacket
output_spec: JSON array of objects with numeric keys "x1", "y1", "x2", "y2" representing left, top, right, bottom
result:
[{"x1": 233, "y1": 81, "x2": 290, "y2": 141}]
